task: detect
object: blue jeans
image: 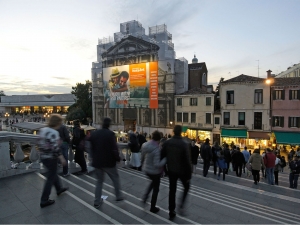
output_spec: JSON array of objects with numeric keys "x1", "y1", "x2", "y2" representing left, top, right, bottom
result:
[
  {"x1": 289, "y1": 173, "x2": 299, "y2": 189},
  {"x1": 60, "y1": 142, "x2": 69, "y2": 175},
  {"x1": 266, "y1": 167, "x2": 274, "y2": 185}
]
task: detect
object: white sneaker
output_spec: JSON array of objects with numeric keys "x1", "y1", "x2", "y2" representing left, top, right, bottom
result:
[{"x1": 63, "y1": 172, "x2": 70, "y2": 177}]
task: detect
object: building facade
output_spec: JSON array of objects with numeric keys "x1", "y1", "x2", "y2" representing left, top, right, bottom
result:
[
  {"x1": 276, "y1": 63, "x2": 300, "y2": 78},
  {"x1": 91, "y1": 21, "x2": 188, "y2": 133},
  {"x1": 188, "y1": 55, "x2": 208, "y2": 90},
  {"x1": 219, "y1": 74, "x2": 272, "y2": 149}
]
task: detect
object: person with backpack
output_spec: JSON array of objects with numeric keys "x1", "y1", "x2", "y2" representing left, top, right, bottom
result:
[
  {"x1": 289, "y1": 155, "x2": 300, "y2": 189},
  {"x1": 223, "y1": 144, "x2": 231, "y2": 174},
  {"x1": 72, "y1": 120, "x2": 88, "y2": 175},
  {"x1": 200, "y1": 138, "x2": 212, "y2": 177},
  {"x1": 280, "y1": 156, "x2": 287, "y2": 172},
  {"x1": 216, "y1": 147, "x2": 227, "y2": 180},
  {"x1": 242, "y1": 146, "x2": 250, "y2": 173},
  {"x1": 57, "y1": 123, "x2": 71, "y2": 176},
  {"x1": 263, "y1": 148, "x2": 276, "y2": 185},
  {"x1": 212, "y1": 141, "x2": 221, "y2": 175},
  {"x1": 249, "y1": 149, "x2": 265, "y2": 184},
  {"x1": 231, "y1": 147, "x2": 245, "y2": 177},
  {"x1": 190, "y1": 140, "x2": 200, "y2": 174},
  {"x1": 274, "y1": 154, "x2": 281, "y2": 185}
]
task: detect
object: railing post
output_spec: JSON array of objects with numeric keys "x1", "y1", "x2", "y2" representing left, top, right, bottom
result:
[
  {"x1": 0, "y1": 141, "x2": 11, "y2": 171},
  {"x1": 28, "y1": 145, "x2": 40, "y2": 169},
  {"x1": 14, "y1": 143, "x2": 26, "y2": 169}
]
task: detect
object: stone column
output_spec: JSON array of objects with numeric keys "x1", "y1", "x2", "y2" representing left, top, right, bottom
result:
[{"x1": 14, "y1": 143, "x2": 26, "y2": 169}]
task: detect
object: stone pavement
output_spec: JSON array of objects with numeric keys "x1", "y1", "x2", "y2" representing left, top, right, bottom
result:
[{"x1": 1, "y1": 163, "x2": 300, "y2": 224}]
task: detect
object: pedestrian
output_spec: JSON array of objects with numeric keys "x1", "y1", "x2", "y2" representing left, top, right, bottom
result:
[
  {"x1": 231, "y1": 145, "x2": 237, "y2": 171},
  {"x1": 212, "y1": 141, "x2": 221, "y2": 175},
  {"x1": 200, "y1": 138, "x2": 212, "y2": 177},
  {"x1": 249, "y1": 149, "x2": 265, "y2": 185},
  {"x1": 280, "y1": 156, "x2": 287, "y2": 172},
  {"x1": 263, "y1": 148, "x2": 276, "y2": 185},
  {"x1": 190, "y1": 140, "x2": 200, "y2": 174},
  {"x1": 38, "y1": 114, "x2": 68, "y2": 208},
  {"x1": 274, "y1": 154, "x2": 281, "y2": 185},
  {"x1": 141, "y1": 130, "x2": 166, "y2": 213},
  {"x1": 161, "y1": 125, "x2": 192, "y2": 220},
  {"x1": 128, "y1": 131, "x2": 141, "y2": 170},
  {"x1": 242, "y1": 146, "x2": 250, "y2": 173},
  {"x1": 223, "y1": 144, "x2": 231, "y2": 174},
  {"x1": 261, "y1": 150, "x2": 266, "y2": 178},
  {"x1": 289, "y1": 155, "x2": 300, "y2": 189},
  {"x1": 72, "y1": 120, "x2": 88, "y2": 175},
  {"x1": 88, "y1": 117, "x2": 123, "y2": 208},
  {"x1": 231, "y1": 147, "x2": 244, "y2": 177},
  {"x1": 57, "y1": 123, "x2": 71, "y2": 176},
  {"x1": 216, "y1": 146, "x2": 227, "y2": 180}
]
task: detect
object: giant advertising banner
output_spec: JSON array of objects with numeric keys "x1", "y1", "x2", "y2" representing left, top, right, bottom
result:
[{"x1": 103, "y1": 62, "x2": 158, "y2": 109}]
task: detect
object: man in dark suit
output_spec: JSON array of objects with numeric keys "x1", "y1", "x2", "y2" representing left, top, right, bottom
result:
[
  {"x1": 161, "y1": 125, "x2": 192, "y2": 220},
  {"x1": 88, "y1": 117, "x2": 123, "y2": 208}
]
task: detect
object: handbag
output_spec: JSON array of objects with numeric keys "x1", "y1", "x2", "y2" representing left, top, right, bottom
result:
[{"x1": 246, "y1": 163, "x2": 252, "y2": 171}]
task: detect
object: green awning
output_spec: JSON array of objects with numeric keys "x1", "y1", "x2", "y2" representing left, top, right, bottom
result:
[
  {"x1": 221, "y1": 129, "x2": 247, "y2": 138},
  {"x1": 274, "y1": 132, "x2": 300, "y2": 145},
  {"x1": 182, "y1": 126, "x2": 188, "y2": 132}
]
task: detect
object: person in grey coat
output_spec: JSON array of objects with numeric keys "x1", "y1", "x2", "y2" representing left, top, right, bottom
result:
[{"x1": 141, "y1": 130, "x2": 166, "y2": 213}]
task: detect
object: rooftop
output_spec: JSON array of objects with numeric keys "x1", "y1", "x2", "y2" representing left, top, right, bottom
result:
[
  {"x1": 222, "y1": 74, "x2": 265, "y2": 83},
  {"x1": 272, "y1": 77, "x2": 300, "y2": 86},
  {"x1": 177, "y1": 87, "x2": 212, "y2": 95}
]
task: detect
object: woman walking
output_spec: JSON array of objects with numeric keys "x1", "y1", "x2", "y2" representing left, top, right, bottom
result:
[
  {"x1": 141, "y1": 131, "x2": 166, "y2": 213},
  {"x1": 249, "y1": 149, "x2": 265, "y2": 185},
  {"x1": 39, "y1": 114, "x2": 68, "y2": 208},
  {"x1": 216, "y1": 147, "x2": 227, "y2": 181}
]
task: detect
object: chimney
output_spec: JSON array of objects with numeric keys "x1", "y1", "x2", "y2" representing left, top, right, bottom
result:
[{"x1": 266, "y1": 70, "x2": 272, "y2": 79}]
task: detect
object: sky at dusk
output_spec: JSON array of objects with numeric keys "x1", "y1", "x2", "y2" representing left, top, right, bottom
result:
[{"x1": 1, "y1": 0, "x2": 300, "y2": 95}]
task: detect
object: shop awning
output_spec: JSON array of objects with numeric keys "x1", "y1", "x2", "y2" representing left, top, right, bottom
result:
[
  {"x1": 274, "y1": 131, "x2": 300, "y2": 145},
  {"x1": 182, "y1": 126, "x2": 188, "y2": 132},
  {"x1": 248, "y1": 131, "x2": 270, "y2": 140},
  {"x1": 221, "y1": 128, "x2": 247, "y2": 138}
]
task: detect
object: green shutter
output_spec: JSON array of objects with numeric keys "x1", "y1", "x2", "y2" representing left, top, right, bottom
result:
[
  {"x1": 272, "y1": 90, "x2": 276, "y2": 100},
  {"x1": 288, "y1": 117, "x2": 291, "y2": 128},
  {"x1": 272, "y1": 117, "x2": 275, "y2": 127},
  {"x1": 280, "y1": 117, "x2": 284, "y2": 127},
  {"x1": 289, "y1": 90, "x2": 292, "y2": 100},
  {"x1": 282, "y1": 90, "x2": 285, "y2": 100}
]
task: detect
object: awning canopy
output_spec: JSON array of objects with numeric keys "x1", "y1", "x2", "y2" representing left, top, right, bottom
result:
[
  {"x1": 248, "y1": 131, "x2": 270, "y2": 140},
  {"x1": 274, "y1": 131, "x2": 300, "y2": 145},
  {"x1": 182, "y1": 126, "x2": 188, "y2": 132},
  {"x1": 221, "y1": 128, "x2": 247, "y2": 138}
]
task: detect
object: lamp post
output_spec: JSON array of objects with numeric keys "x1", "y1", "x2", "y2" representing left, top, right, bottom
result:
[{"x1": 4, "y1": 112, "x2": 10, "y2": 125}]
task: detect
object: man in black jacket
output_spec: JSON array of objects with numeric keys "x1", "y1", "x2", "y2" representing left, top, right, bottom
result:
[
  {"x1": 88, "y1": 118, "x2": 123, "y2": 208},
  {"x1": 161, "y1": 125, "x2": 191, "y2": 220},
  {"x1": 200, "y1": 138, "x2": 212, "y2": 177},
  {"x1": 57, "y1": 124, "x2": 70, "y2": 176}
]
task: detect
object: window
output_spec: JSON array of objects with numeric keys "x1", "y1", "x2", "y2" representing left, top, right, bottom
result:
[
  {"x1": 238, "y1": 112, "x2": 245, "y2": 125},
  {"x1": 176, "y1": 112, "x2": 182, "y2": 122},
  {"x1": 289, "y1": 90, "x2": 300, "y2": 100},
  {"x1": 226, "y1": 91, "x2": 234, "y2": 104},
  {"x1": 190, "y1": 98, "x2": 197, "y2": 106},
  {"x1": 254, "y1": 112, "x2": 262, "y2": 129},
  {"x1": 223, "y1": 112, "x2": 230, "y2": 125},
  {"x1": 254, "y1": 89, "x2": 263, "y2": 104},
  {"x1": 183, "y1": 113, "x2": 188, "y2": 122},
  {"x1": 191, "y1": 113, "x2": 196, "y2": 123},
  {"x1": 215, "y1": 117, "x2": 220, "y2": 125},
  {"x1": 289, "y1": 117, "x2": 300, "y2": 128},
  {"x1": 206, "y1": 113, "x2": 211, "y2": 124},
  {"x1": 273, "y1": 90, "x2": 285, "y2": 100},
  {"x1": 272, "y1": 116, "x2": 284, "y2": 127},
  {"x1": 206, "y1": 97, "x2": 211, "y2": 106},
  {"x1": 177, "y1": 98, "x2": 182, "y2": 106}
]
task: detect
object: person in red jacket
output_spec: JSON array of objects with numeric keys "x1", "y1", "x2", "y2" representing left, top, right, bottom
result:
[{"x1": 263, "y1": 148, "x2": 276, "y2": 185}]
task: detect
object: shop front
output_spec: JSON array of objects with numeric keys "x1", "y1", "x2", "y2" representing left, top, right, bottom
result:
[
  {"x1": 274, "y1": 131, "x2": 300, "y2": 152},
  {"x1": 221, "y1": 128, "x2": 247, "y2": 148},
  {"x1": 247, "y1": 131, "x2": 272, "y2": 150},
  {"x1": 183, "y1": 127, "x2": 212, "y2": 143}
]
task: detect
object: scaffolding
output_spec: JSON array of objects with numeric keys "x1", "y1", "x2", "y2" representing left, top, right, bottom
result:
[
  {"x1": 98, "y1": 36, "x2": 114, "y2": 45},
  {"x1": 149, "y1": 24, "x2": 172, "y2": 40}
]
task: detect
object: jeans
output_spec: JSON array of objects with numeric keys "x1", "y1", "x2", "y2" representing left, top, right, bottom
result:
[
  {"x1": 60, "y1": 142, "x2": 69, "y2": 175},
  {"x1": 274, "y1": 170, "x2": 279, "y2": 185},
  {"x1": 94, "y1": 166, "x2": 123, "y2": 205},
  {"x1": 252, "y1": 169, "x2": 260, "y2": 183},
  {"x1": 41, "y1": 158, "x2": 63, "y2": 203},
  {"x1": 218, "y1": 168, "x2": 226, "y2": 180},
  {"x1": 266, "y1": 167, "x2": 275, "y2": 185},
  {"x1": 235, "y1": 164, "x2": 242, "y2": 177},
  {"x1": 289, "y1": 173, "x2": 299, "y2": 189},
  {"x1": 203, "y1": 160, "x2": 210, "y2": 177},
  {"x1": 168, "y1": 171, "x2": 190, "y2": 212},
  {"x1": 143, "y1": 173, "x2": 161, "y2": 209}
]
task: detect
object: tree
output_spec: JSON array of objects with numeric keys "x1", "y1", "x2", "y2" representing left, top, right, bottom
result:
[
  {"x1": 67, "y1": 80, "x2": 92, "y2": 124},
  {"x1": 0, "y1": 90, "x2": 5, "y2": 96},
  {"x1": 214, "y1": 77, "x2": 224, "y2": 111}
]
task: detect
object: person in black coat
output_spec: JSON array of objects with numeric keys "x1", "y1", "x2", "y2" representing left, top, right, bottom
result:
[
  {"x1": 128, "y1": 132, "x2": 141, "y2": 170},
  {"x1": 88, "y1": 117, "x2": 123, "y2": 208},
  {"x1": 212, "y1": 142, "x2": 222, "y2": 175},
  {"x1": 231, "y1": 147, "x2": 245, "y2": 177},
  {"x1": 190, "y1": 140, "x2": 200, "y2": 174},
  {"x1": 200, "y1": 138, "x2": 212, "y2": 177},
  {"x1": 72, "y1": 120, "x2": 87, "y2": 175}
]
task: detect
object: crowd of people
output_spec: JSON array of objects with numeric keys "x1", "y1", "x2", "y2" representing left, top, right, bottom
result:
[{"x1": 37, "y1": 115, "x2": 300, "y2": 220}]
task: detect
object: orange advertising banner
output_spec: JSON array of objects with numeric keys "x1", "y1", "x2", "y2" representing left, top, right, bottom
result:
[
  {"x1": 129, "y1": 63, "x2": 147, "y2": 87},
  {"x1": 149, "y1": 61, "x2": 158, "y2": 108}
]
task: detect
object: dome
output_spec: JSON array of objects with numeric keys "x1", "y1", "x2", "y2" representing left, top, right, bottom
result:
[{"x1": 192, "y1": 54, "x2": 198, "y2": 63}]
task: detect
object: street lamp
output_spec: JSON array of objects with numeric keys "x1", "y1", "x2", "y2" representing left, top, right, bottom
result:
[
  {"x1": 5, "y1": 112, "x2": 10, "y2": 118},
  {"x1": 169, "y1": 121, "x2": 173, "y2": 127}
]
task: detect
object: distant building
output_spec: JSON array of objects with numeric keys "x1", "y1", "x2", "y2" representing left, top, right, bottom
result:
[
  {"x1": 276, "y1": 63, "x2": 300, "y2": 78},
  {"x1": 0, "y1": 94, "x2": 75, "y2": 115},
  {"x1": 188, "y1": 55, "x2": 208, "y2": 90}
]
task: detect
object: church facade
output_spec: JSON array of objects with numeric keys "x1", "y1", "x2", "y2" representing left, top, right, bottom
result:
[{"x1": 91, "y1": 21, "x2": 188, "y2": 134}]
